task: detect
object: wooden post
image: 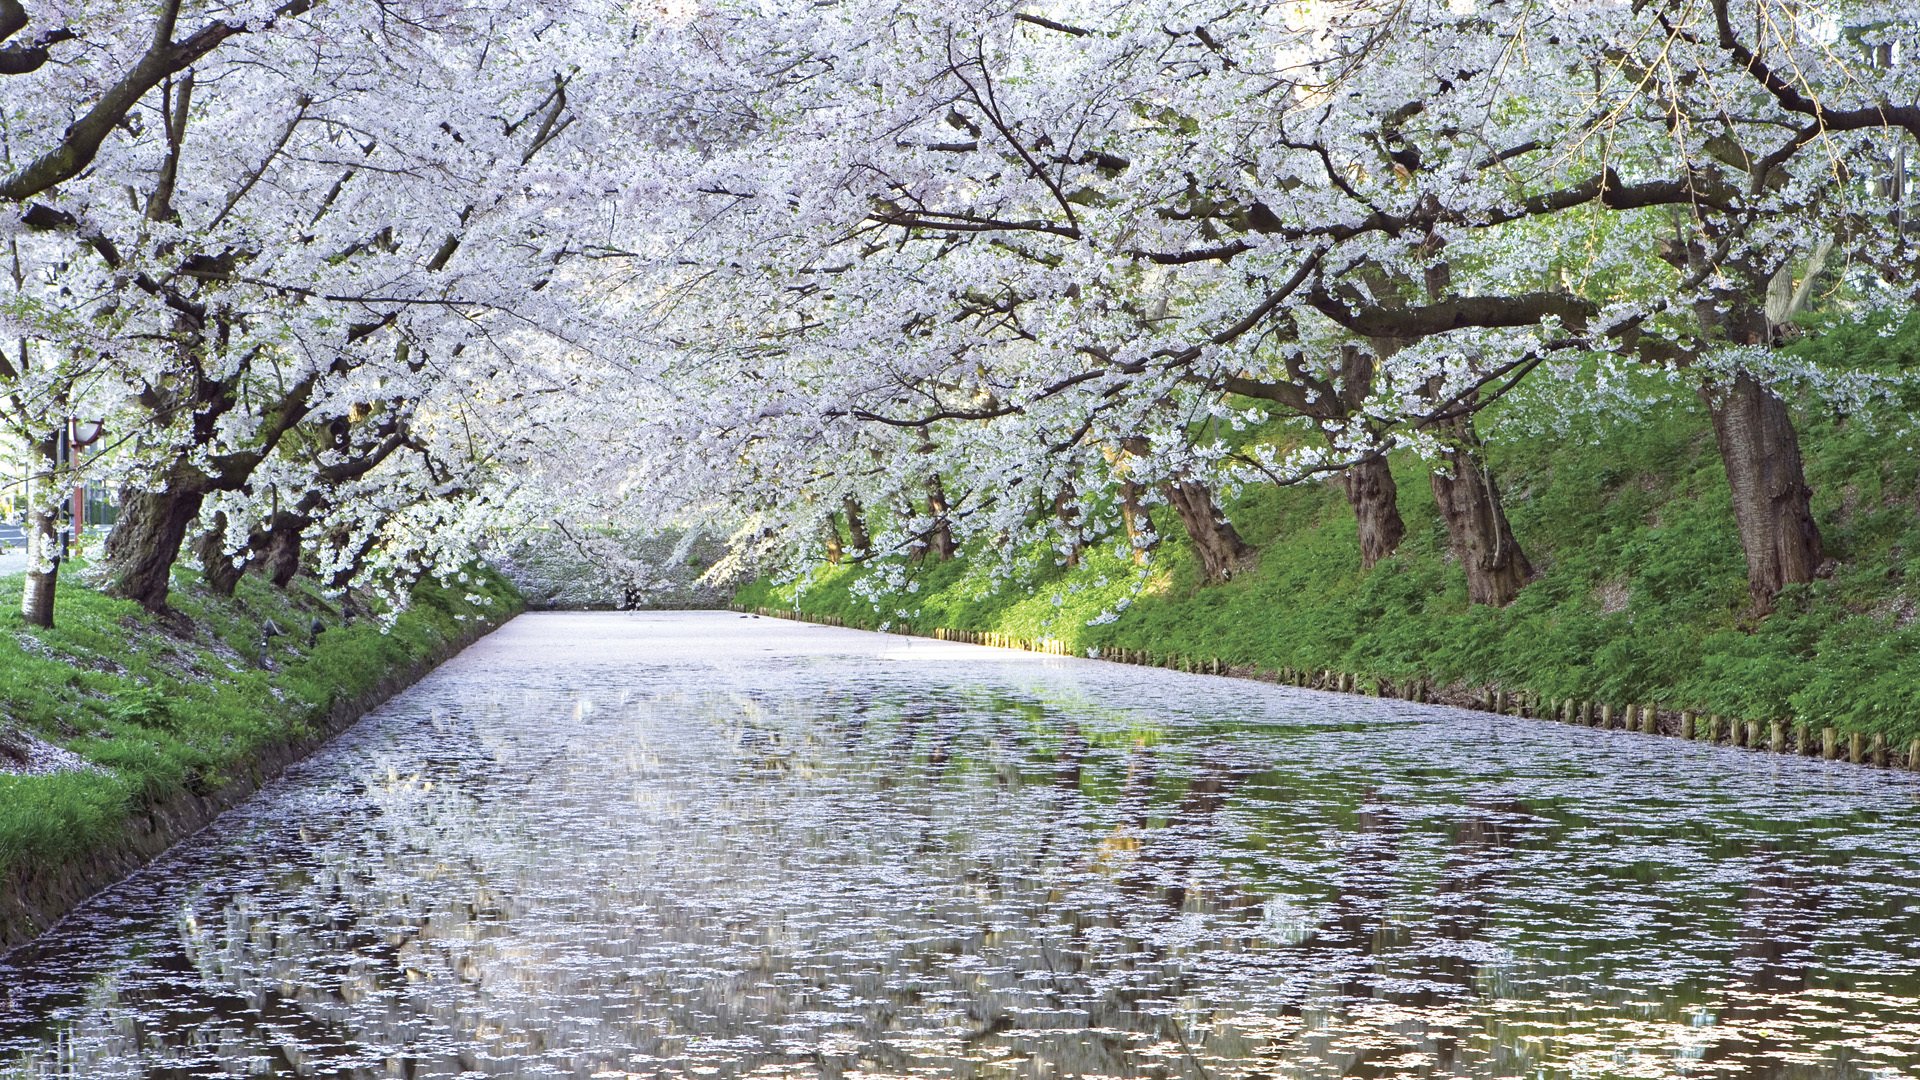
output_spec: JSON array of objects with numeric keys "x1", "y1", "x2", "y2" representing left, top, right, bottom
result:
[
  {"x1": 1599, "y1": 704, "x2": 1613, "y2": 729},
  {"x1": 1680, "y1": 711, "x2": 1694, "y2": 739},
  {"x1": 1822, "y1": 727, "x2": 1839, "y2": 760},
  {"x1": 1908, "y1": 738, "x2": 1920, "y2": 771},
  {"x1": 1643, "y1": 706, "x2": 1658, "y2": 735},
  {"x1": 1769, "y1": 722, "x2": 1786, "y2": 754},
  {"x1": 1730, "y1": 719, "x2": 1743, "y2": 747},
  {"x1": 1849, "y1": 732, "x2": 1865, "y2": 765},
  {"x1": 1871, "y1": 733, "x2": 1888, "y2": 767}
]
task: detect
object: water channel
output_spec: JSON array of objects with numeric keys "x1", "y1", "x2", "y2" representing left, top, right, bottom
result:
[{"x1": 3, "y1": 611, "x2": 1919, "y2": 1079}]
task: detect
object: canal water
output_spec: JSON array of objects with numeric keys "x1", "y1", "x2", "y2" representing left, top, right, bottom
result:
[{"x1": 3, "y1": 611, "x2": 1919, "y2": 1079}]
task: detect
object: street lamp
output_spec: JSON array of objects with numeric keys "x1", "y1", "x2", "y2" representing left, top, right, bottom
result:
[
  {"x1": 70, "y1": 419, "x2": 105, "y2": 449},
  {"x1": 63, "y1": 418, "x2": 105, "y2": 557}
]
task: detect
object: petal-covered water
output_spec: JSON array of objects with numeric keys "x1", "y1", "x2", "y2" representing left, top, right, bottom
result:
[{"x1": 4, "y1": 611, "x2": 1919, "y2": 1079}]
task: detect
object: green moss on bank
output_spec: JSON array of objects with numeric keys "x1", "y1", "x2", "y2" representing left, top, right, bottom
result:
[
  {"x1": 0, "y1": 567, "x2": 521, "y2": 880},
  {"x1": 740, "y1": 326, "x2": 1920, "y2": 743}
]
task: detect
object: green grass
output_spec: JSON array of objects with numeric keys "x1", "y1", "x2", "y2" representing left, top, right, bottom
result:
[
  {"x1": 740, "y1": 324, "x2": 1920, "y2": 743},
  {"x1": 0, "y1": 564, "x2": 521, "y2": 879}
]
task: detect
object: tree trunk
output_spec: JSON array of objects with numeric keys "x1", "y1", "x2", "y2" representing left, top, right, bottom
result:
[
  {"x1": 1160, "y1": 480, "x2": 1254, "y2": 584},
  {"x1": 325, "y1": 528, "x2": 378, "y2": 592},
  {"x1": 1429, "y1": 427, "x2": 1533, "y2": 606},
  {"x1": 1053, "y1": 485, "x2": 1084, "y2": 567},
  {"x1": 1702, "y1": 369, "x2": 1823, "y2": 611},
  {"x1": 925, "y1": 475, "x2": 956, "y2": 561},
  {"x1": 259, "y1": 514, "x2": 305, "y2": 588},
  {"x1": 1118, "y1": 481, "x2": 1153, "y2": 564},
  {"x1": 842, "y1": 496, "x2": 870, "y2": 555},
  {"x1": 822, "y1": 513, "x2": 844, "y2": 565},
  {"x1": 1342, "y1": 453, "x2": 1405, "y2": 568},
  {"x1": 101, "y1": 486, "x2": 206, "y2": 612},
  {"x1": 19, "y1": 451, "x2": 59, "y2": 629},
  {"x1": 195, "y1": 514, "x2": 243, "y2": 598}
]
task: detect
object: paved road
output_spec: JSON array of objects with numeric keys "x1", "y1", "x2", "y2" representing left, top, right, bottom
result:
[
  {"x1": 0, "y1": 525, "x2": 23, "y2": 576},
  {"x1": 0, "y1": 524, "x2": 28, "y2": 574}
]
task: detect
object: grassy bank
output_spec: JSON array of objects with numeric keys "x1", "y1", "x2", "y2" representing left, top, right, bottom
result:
[
  {"x1": 0, "y1": 566, "x2": 520, "y2": 887},
  {"x1": 740, "y1": 328, "x2": 1920, "y2": 747}
]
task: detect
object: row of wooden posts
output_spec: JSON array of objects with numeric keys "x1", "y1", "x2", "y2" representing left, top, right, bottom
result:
[{"x1": 739, "y1": 605, "x2": 1919, "y2": 771}]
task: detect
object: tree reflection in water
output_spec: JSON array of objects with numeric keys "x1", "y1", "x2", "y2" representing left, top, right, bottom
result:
[{"x1": 3, "y1": 612, "x2": 1919, "y2": 1079}]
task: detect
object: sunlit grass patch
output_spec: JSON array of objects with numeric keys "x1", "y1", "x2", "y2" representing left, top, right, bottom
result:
[{"x1": 0, "y1": 566, "x2": 520, "y2": 880}]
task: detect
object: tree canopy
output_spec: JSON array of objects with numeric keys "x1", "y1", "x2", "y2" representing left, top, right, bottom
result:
[{"x1": 3, "y1": 0, "x2": 1917, "y2": 621}]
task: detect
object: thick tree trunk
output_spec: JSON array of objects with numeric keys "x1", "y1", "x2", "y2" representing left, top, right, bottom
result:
[
  {"x1": 841, "y1": 496, "x2": 870, "y2": 555},
  {"x1": 1342, "y1": 453, "x2": 1405, "y2": 568},
  {"x1": 1429, "y1": 428, "x2": 1533, "y2": 607},
  {"x1": 925, "y1": 475, "x2": 956, "y2": 561},
  {"x1": 1702, "y1": 369, "x2": 1823, "y2": 611},
  {"x1": 101, "y1": 486, "x2": 206, "y2": 612},
  {"x1": 195, "y1": 514, "x2": 243, "y2": 598},
  {"x1": 258, "y1": 515, "x2": 305, "y2": 588},
  {"x1": 1160, "y1": 480, "x2": 1254, "y2": 584}
]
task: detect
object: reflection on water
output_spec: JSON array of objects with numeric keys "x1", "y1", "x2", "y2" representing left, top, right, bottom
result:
[{"x1": 4, "y1": 611, "x2": 1919, "y2": 1079}]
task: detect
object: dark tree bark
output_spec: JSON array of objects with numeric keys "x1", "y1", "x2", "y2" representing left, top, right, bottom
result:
[
  {"x1": 195, "y1": 513, "x2": 243, "y2": 598},
  {"x1": 1342, "y1": 452, "x2": 1405, "y2": 567},
  {"x1": 1160, "y1": 479, "x2": 1254, "y2": 584},
  {"x1": 925, "y1": 475, "x2": 956, "y2": 561},
  {"x1": 1118, "y1": 480, "x2": 1153, "y2": 564},
  {"x1": 1428, "y1": 423, "x2": 1533, "y2": 606},
  {"x1": 101, "y1": 486, "x2": 207, "y2": 612},
  {"x1": 842, "y1": 495, "x2": 870, "y2": 555},
  {"x1": 0, "y1": 0, "x2": 320, "y2": 203},
  {"x1": 256, "y1": 512, "x2": 305, "y2": 588},
  {"x1": 1702, "y1": 369, "x2": 1823, "y2": 610},
  {"x1": 1053, "y1": 484, "x2": 1084, "y2": 567},
  {"x1": 822, "y1": 512, "x2": 844, "y2": 565},
  {"x1": 325, "y1": 528, "x2": 379, "y2": 592}
]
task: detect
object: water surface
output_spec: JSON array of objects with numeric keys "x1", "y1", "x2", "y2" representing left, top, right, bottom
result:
[{"x1": 4, "y1": 611, "x2": 1918, "y2": 1078}]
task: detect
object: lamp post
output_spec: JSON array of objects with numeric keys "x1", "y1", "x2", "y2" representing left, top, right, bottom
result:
[{"x1": 63, "y1": 419, "x2": 104, "y2": 558}]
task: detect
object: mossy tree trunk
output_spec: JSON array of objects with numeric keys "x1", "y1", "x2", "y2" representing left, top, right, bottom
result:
[
  {"x1": 102, "y1": 485, "x2": 208, "y2": 612},
  {"x1": 1342, "y1": 452, "x2": 1405, "y2": 568},
  {"x1": 195, "y1": 512, "x2": 244, "y2": 597},
  {"x1": 1160, "y1": 479, "x2": 1254, "y2": 584},
  {"x1": 1702, "y1": 369, "x2": 1823, "y2": 611},
  {"x1": 1428, "y1": 421, "x2": 1533, "y2": 606}
]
